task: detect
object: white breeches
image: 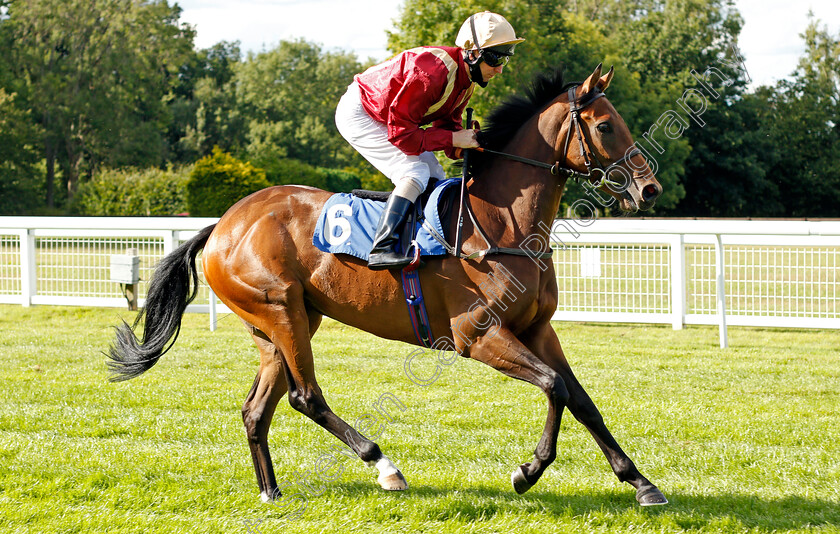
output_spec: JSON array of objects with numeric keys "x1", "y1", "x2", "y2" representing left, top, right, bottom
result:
[{"x1": 335, "y1": 81, "x2": 445, "y2": 200}]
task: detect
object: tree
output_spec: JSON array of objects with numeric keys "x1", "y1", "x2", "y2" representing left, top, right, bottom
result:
[
  {"x1": 4, "y1": 0, "x2": 195, "y2": 206},
  {"x1": 235, "y1": 39, "x2": 364, "y2": 169},
  {"x1": 664, "y1": 90, "x2": 783, "y2": 216},
  {"x1": 0, "y1": 89, "x2": 43, "y2": 214},
  {"x1": 754, "y1": 18, "x2": 840, "y2": 217},
  {"x1": 611, "y1": 0, "x2": 743, "y2": 87},
  {"x1": 796, "y1": 15, "x2": 840, "y2": 109},
  {"x1": 171, "y1": 41, "x2": 247, "y2": 162}
]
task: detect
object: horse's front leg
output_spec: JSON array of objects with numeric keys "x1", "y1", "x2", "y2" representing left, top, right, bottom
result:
[
  {"x1": 523, "y1": 321, "x2": 668, "y2": 506},
  {"x1": 466, "y1": 326, "x2": 569, "y2": 494}
]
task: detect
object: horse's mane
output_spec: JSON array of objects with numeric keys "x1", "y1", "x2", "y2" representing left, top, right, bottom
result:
[{"x1": 472, "y1": 68, "x2": 578, "y2": 171}]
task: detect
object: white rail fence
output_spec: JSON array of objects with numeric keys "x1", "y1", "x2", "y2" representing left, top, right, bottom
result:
[
  {"x1": 2, "y1": 217, "x2": 838, "y2": 347},
  {"x1": 0, "y1": 217, "x2": 218, "y2": 311}
]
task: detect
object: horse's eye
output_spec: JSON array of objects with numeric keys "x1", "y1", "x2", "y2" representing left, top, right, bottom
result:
[{"x1": 597, "y1": 122, "x2": 612, "y2": 134}]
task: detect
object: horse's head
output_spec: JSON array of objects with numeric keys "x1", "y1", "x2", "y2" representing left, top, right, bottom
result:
[{"x1": 546, "y1": 64, "x2": 662, "y2": 212}]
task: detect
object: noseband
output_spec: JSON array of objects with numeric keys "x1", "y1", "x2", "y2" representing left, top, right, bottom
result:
[{"x1": 473, "y1": 85, "x2": 642, "y2": 190}]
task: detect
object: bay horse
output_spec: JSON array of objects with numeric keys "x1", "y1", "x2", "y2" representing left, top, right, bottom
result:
[{"x1": 108, "y1": 64, "x2": 668, "y2": 507}]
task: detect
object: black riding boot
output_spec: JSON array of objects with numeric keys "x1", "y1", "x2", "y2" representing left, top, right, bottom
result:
[{"x1": 368, "y1": 194, "x2": 414, "y2": 270}]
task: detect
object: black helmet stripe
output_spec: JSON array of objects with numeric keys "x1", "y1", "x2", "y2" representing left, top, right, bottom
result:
[{"x1": 469, "y1": 14, "x2": 482, "y2": 52}]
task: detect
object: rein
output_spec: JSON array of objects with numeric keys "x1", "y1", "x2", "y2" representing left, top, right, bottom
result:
[{"x1": 472, "y1": 146, "x2": 561, "y2": 175}]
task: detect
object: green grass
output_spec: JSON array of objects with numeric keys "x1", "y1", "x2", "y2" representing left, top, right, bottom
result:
[{"x1": 1, "y1": 304, "x2": 838, "y2": 533}]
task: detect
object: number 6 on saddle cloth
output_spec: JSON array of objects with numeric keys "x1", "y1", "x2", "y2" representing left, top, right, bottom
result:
[{"x1": 312, "y1": 178, "x2": 461, "y2": 263}]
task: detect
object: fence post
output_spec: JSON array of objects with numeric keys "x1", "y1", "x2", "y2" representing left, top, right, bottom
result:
[
  {"x1": 124, "y1": 247, "x2": 140, "y2": 311},
  {"x1": 669, "y1": 234, "x2": 686, "y2": 330},
  {"x1": 163, "y1": 230, "x2": 178, "y2": 257},
  {"x1": 209, "y1": 288, "x2": 217, "y2": 332},
  {"x1": 19, "y1": 229, "x2": 36, "y2": 307},
  {"x1": 714, "y1": 234, "x2": 729, "y2": 348}
]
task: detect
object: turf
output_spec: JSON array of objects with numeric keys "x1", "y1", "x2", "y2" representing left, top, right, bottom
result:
[{"x1": 0, "y1": 304, "x2": 838, "y2": 533}]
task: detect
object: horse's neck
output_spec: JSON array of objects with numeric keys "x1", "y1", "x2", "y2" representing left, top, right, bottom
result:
[{"x1": 467, "y1": 121, "x2": 567, "y2": 248}]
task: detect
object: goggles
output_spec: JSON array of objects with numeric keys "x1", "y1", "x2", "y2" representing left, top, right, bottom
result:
[{"x1": 482, "y1": 48, "x2": 511, "y2": 67}]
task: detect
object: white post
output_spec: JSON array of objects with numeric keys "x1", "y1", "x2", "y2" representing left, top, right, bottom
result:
[
  {"x1": 209, "y1": 288, "x2": 217, "y2": 332},
  {"x1": 123, "y1": 247, "x2": 140, "y2": 311},
  {"x1": 19, "y1": 229, "x2": 36, "y2": 307},
  {"x1": 714, "y1": 234, "x2": 728, "y2": 348},
  {"x1": 669, "y1": 234, "x2": 686, "y2": 330},
  {"x1": 163, "y1": 230, "x2": 178, "y2": 257}
]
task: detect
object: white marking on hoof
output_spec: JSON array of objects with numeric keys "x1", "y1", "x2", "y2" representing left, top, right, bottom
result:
[
  {"x1": 368, "y1": 456, "x2": 408, "y2": 491},
  {"x1": 260, "y1": 491, "x2": 273, "y2": 503}
]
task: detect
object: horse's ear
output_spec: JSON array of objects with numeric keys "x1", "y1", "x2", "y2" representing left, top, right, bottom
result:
[
  {"x1": 580, "y1": 63, "x2": 603, "y2": 94},
  {"x1": 598, "y1": 66, "x2": 614, "y2": 91}
]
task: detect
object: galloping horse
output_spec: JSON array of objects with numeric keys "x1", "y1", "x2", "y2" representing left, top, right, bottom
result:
[{"x1": 108, "y1": 64, "x2": 668, "y2": 506}]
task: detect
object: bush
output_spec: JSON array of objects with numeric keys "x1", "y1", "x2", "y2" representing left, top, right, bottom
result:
[
  {"x1": 262, "y1": 157, "x2": 327, "y2": 189},
  {"x1": 260, "y1": 156, "x2": 363, "y2": 193},
  {"x1": 73, "y1": 166, "x2": 192, "y2": 216},
  {"x1": 320, "y1": 167, "x2": 362, "y2": 193},
  {"x1": 186, "y1": 147, "x2": 270, "y2": 217},
  {"x1": 359, "y1": 172, "x2": 392, "y2": 192}
]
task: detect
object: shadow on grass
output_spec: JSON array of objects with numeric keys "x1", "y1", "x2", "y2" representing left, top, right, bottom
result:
[{"x1": 323, "y1": 481, "x2": 838, "y2": 530}]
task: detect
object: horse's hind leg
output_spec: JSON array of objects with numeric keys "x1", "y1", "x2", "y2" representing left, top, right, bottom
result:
[
  {"x1": 242, "y1": 308, "x2": 324, "y2": 502},
  {"x1": 253, "y1": 285, "x2": 407, "y2": 493},
  {"x1": 242, "y1": 330, "x2": 289, "y2": 502}
]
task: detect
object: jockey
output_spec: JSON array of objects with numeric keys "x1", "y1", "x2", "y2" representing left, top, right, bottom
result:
[{"x1": 335, "y1": 11, "x2": 525, "y2": 270}]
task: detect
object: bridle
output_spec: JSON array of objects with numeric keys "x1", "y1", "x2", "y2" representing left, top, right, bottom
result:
[
  {"x1": 473, "y1": 85, "x2": 642, "y2": 191},
  {"x1": 429, "y1": 84, "x2": 644, "y2": 261}
]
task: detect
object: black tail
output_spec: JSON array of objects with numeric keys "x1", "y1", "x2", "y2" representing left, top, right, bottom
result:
[{"x1": 107, "y1": 224, "x2": 216, "y2": 382}]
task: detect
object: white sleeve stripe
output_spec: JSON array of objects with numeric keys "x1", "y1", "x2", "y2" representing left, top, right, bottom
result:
[{"x1": 408, "y1": 47, "x2": 459, "y2": 116}]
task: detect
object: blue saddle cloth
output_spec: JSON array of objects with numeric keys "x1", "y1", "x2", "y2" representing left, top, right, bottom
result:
[{"x1": 313, "y1": 178, "x2": 460, "y2": 261}]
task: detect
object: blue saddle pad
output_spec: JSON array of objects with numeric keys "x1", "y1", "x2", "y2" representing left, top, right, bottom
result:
[{"x1": 313, "y1": 178, "x2": 460, "y2": 261}]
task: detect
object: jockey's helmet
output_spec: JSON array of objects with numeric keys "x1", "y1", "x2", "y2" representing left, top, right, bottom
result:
[{"x1": 455, "y1": 11, "x2": 525, "y2": 57}]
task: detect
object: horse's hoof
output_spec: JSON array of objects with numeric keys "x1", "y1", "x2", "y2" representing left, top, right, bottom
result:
[
  {"x1": 370, "y1": 456, "x2": 408, "y2": 491},
  {"x1": 511, "y1": 464, "x2": 534, "y2": 495},
  {"x1": 636, "y1": 484, "x2": 668, "y2": 506},
  {"x1": 378, "y1": 471, "x2": 408, "y2": 491}
]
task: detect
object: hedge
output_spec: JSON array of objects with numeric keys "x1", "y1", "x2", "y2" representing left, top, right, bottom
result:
[
  {"x1": 260, "y1": 157, "x2": 363, "y2": 193},
  {"x1": 73, "y1": 152, "x2": 369, "y2": 218},
  {"x1": 185, "y1": 148, "x2": 270, "y2": 217},
  {"x1": 73, "y1": 166, "x2": 192, "y2": 216}
]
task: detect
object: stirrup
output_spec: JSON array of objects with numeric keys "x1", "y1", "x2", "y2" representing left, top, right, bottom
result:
[
  {"x1": 367, "y1": 251, "x2": 411, "y2": 270},
  {"x1": 402, "y1": 240, "x2": 423, "y2": 272}
]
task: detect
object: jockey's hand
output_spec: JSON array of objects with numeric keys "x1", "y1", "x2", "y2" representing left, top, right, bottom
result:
[{"x1": 452, "y1": 129, "x2": 480, "y2": 149}]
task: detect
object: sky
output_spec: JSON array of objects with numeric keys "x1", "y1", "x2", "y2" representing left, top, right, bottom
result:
[{"x1": 176, "y1": 0, "x2": 840, "y2": 90}]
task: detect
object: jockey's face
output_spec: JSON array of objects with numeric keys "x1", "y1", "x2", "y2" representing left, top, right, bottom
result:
[{"x1": 479, "y1": 60, "x2": 505, "y2": 82}]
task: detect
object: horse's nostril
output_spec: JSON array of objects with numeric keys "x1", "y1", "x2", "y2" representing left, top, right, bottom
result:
[{"x1": 643, "y1": 184, "x2": 659, "y2": 202}]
